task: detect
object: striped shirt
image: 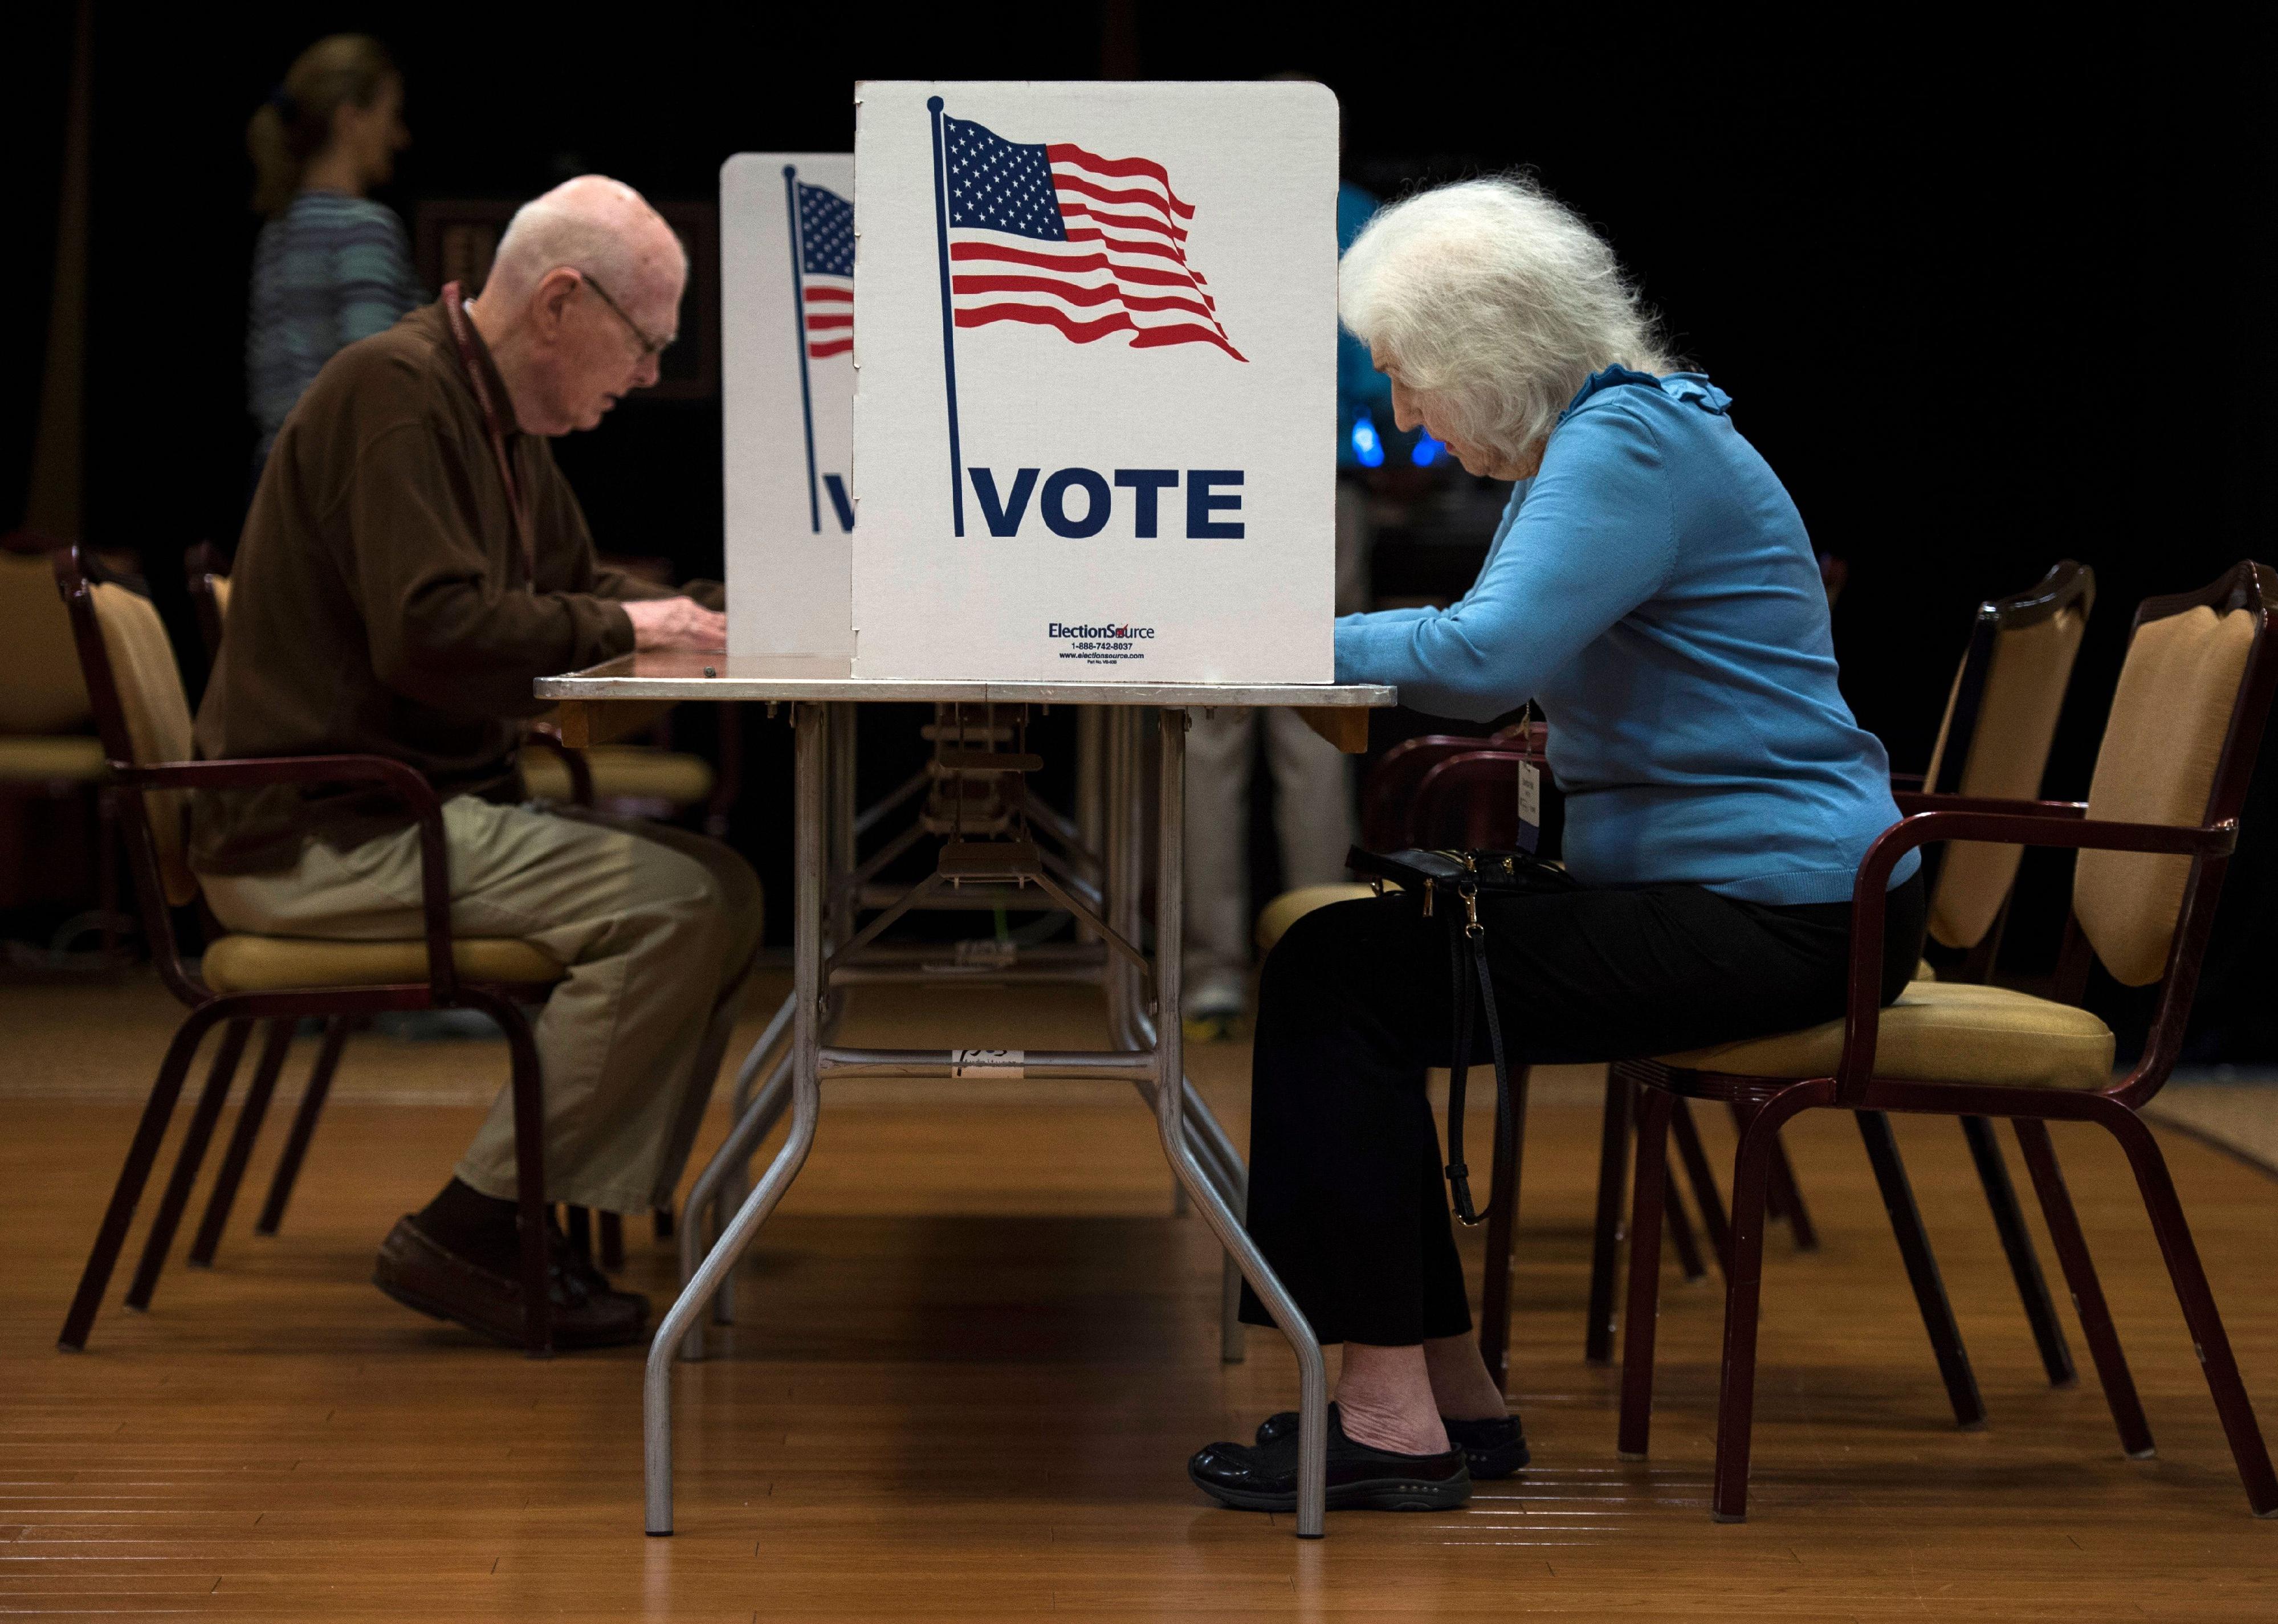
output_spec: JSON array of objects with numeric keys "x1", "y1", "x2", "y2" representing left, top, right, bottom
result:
[{"x1": 246, "y1": 191, "x2": 423, "y2": 468}]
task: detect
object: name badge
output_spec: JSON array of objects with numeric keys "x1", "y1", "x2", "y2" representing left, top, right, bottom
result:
[{"x1": 1516, "y1": 759, "x2": 1542, "y2": 854}]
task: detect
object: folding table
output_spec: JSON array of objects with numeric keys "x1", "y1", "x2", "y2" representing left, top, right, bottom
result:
[{"x1": 536, "y1": 651, "x2": 1395, "y2": 1537}]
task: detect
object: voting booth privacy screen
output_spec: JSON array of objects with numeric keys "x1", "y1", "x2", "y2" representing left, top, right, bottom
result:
[
  {"x1": 849, "y1": 81, "x2": 1339, "y2": 683},
  {"x1": 723, "y1": 152, "x2": 857, "y2": 656}
]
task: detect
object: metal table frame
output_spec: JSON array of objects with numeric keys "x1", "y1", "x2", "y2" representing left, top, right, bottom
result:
[{"x1": 533, "y1": 660, "x2": 1393, "y2": 1539}]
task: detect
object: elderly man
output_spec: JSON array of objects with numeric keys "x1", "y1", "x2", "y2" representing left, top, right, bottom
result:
[{"x1": 192, "y1": 176, "x2": 760, "y2": 1350}]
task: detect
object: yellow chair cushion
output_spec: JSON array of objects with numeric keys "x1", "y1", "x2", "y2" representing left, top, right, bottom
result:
[
  {"x1": 0, "y1": 735, "x2": 108, "y2": 784},
  {"x1": 202, "y1": 934, "x2": 565, "y2": 993},
  {"x1": 521, "y1": 745, "x2": 715, "y2": 808},
  {"x1": 1255, "y1": 882, "x2": 1380, "y2": 955},
  {"x1": 1658, "y1": 979, "x2": 2116, "y2": 1091}
]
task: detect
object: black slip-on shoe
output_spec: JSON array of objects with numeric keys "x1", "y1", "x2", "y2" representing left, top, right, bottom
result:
[
  {"x1": 1189, "y1": 1403, "x2": 1471, "y2": 1513},
  {"x1": 1255, "y1": 1406, "x2": 1529, "y2": 1479},
  {"x1": 373, "y1": 1215, "x2": 649, "y2": 1350}
]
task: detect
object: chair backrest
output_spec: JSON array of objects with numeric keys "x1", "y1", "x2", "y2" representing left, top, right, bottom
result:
[
  {"x1": 2073, "y1": 562, "x2": 2276, "y2": 993},
  {"x1": 1362, "y1": 721, "x2": 1538, "y2": 850},
  {"x1": 185, "y1": 541, "x2": 231, "y2": 660},
  {"x1": 0, "y1": 533, "x2": 95, "y2": 735},
  {"x1": 52, "y1": 549, "x2": 201, "y2": 908},
  {"x1": 1409, "y1": 750, "x2": 1526, "y2": 850},
  {"x1": 1921, "y1": 561, "x2": 2094, "y2": 950}
]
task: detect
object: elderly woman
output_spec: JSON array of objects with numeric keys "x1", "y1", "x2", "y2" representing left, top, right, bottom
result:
[{"x1": 1187, "y1": 178, "x2": 1924, "y2": 1513}]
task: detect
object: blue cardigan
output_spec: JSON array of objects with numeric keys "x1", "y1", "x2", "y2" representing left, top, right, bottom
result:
[{"x1": 1335, "y1": 368, "x2": 1914, "y2": 907}]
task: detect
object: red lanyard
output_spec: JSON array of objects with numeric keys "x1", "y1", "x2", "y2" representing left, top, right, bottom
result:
[{"x1": 441, "y1": 280, "x2": 533, "y2": 578}]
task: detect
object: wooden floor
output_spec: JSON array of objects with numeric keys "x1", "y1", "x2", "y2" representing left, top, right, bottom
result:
[{"x1": 3, "y1": 969, "x2": 2275, "y2": 1619}]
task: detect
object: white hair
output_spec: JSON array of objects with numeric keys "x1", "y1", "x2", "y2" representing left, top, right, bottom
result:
[
  {"x1": 485, "y1": 175, "x2": 686, "y2": 305},
  {"x1": 1339, "y1": 177, "x2": 1672, "y2": 464}
]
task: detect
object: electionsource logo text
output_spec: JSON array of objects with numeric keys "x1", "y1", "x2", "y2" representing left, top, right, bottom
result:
[{"x1": 1048, "y1": 622, "x2": 1156, "y2": 640}]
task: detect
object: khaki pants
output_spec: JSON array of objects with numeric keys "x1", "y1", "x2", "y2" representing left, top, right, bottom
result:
[{"x1": 200, "y1": 798, "x2": 764, "y2": 1214}]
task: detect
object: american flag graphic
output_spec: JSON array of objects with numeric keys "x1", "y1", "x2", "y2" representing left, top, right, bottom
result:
[
  {"x1": 939, "y1": 112, "x2": 1244, "y2": 361},
  {"x1": 796, "y1": 179, "x2": 853, "y2": 360}
]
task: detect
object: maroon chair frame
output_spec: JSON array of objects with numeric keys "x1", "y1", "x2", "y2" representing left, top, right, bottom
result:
[
  {"x1": 51, "y1": 546, "x2": 559, "y2": 1355},
  {"x1": 1619, "y1": 561, "x2": 2278, "y2": 1521},
  {"x1": 179, "y1": 543, "x2": 364, "y2": 1264},
  {"x1": 1401, "y1": 621, "x2": 2093, "y2": 1421},
  {"x1": 1918, "y1": 559, "x2": 2099, "y2": 1390},
  {"x1": 1359, "y1": 723, "x2": 1530, "y2": 851}
]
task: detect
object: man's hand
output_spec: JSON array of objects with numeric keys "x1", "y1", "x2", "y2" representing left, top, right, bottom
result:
[{"x1": 621, "y1": 595, "x2": 727, "y2": 652}]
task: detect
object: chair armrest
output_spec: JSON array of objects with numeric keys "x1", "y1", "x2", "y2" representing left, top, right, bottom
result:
[
  {"x1": 523, "y1": 723, "x2": 596, "y2": 806},
  {"x1": 1416, "y1": 743, "x2": 1545, "y2": 764},
  {"x1": 119, "y1": 754, "x2": 461, "y2": 1002},
  {"x1": 1832, "y1": 807, "x2": 2237, "y2": 1100},
  {"x1": 1892, "y1": 791, "x2": 2087, "y2": 818}
]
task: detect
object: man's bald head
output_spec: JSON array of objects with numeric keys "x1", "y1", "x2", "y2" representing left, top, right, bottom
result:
[
  {"x1": 486, "y1": 175, "x2": 686, "y2": 312},
  {"x1": 465, "y1": 176, "x2": 686, "y2": 436}
]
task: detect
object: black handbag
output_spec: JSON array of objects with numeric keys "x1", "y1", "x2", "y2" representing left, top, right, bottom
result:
[{"x1": 1343, "y1": 845, "x2": 1579, "y2": 1225}]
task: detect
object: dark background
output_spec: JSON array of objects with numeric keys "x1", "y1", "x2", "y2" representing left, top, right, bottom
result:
[{"x1": 7, "y1": 9, "x2": 2275, "y2": 1054}]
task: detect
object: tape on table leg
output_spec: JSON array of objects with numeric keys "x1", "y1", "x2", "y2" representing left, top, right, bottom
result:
[{"x1": 952, "y1": 1048, "x2": 1026, "y2": 1079}]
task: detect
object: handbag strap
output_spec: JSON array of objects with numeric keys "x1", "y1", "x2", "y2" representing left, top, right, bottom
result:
[
  {"x1": 1441, "y1": 878, "x2": 1516, "y2": 1227},
  {"x1": 1472, "y1": 931, "x2": 1515, "y2": 1211},
  {"x1": 1445, "y1": 903, "x2": 1478, "y2": 1221}
]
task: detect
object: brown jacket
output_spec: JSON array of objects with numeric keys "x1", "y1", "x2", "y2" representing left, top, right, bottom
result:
[{"x1": 192, "y1": 300, "x2": 717, "y2": 872}]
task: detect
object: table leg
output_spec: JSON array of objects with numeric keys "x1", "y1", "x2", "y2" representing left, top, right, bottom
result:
[
  {"x1": 703, "y1": 705, "x2": 854, "y2": 1337},
  {"x1": 1151, "y1": 708, "x2": 1325, "y2": 1537},
  {"x1": 1126, "y1": 1012, "x2": 1250, "y2": 1366},
  {"x1": 681, "y1": 1052, "x2": 792, "y2": 1355},
  {"x1": 692, "y1": 992, "x2": 797, "y2": 1345},
  {"x1": 1101, "y1": 708, "x2": 1136, "y2": 1048},
  {"x1": 646, "y1": 701, "x2": 830, "y2": 1537},
  {"x1": 1075, "y1": 706, "x2": 1103, "y2": 946}
]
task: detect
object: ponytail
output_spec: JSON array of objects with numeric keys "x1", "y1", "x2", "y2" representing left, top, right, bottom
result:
[{"x1": 246, "y1": 34, "x2": 398, "y2": 216}]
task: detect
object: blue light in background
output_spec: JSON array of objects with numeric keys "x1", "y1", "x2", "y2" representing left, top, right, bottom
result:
[
  {"x1": 1351, "y1": 413, "x2": 1384, "y2": 468},
  {"x1": 1411, "y1": 434, "x2": 1444, "y2": 468}
]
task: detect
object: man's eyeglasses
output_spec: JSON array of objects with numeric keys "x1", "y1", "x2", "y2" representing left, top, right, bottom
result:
[{"x1": 577, "y1": 270, "x2": 673, "y2": 360}]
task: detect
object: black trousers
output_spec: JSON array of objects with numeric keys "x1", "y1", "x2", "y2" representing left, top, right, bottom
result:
[{"x1": 1237, "y1": 874, "x2": 1927, "y2": 1346}]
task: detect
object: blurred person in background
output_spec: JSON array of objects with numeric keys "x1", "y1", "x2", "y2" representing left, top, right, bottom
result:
[
  {"x1": 195, "y1": 177, "x2": 756, "y2": 1350},
  {"x1": 244, "y1": 34, "x2": 421, "y2": 477},
  {"x1": 1179, "y1": 133, "x2": 1380, "y2": 1040}
]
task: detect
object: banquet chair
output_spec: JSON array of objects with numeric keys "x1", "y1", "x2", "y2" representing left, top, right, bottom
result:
[
  {"x1": 1, "y1": 529, "x2": 125, "y2": 957},
  {"x1": 1910, "y1": 560, "x2": 2096, "y2": 1389},
  {"x1": 1617, "y1": 561, "x2": 2278, "y2": 1521},
  {"x1": 51, "y1": 546, "x2": 567, "y2": 1354},
  {"x1": 1411, "y1": 563, "x2": 2104, "y2": 1403},
  {"x1": 182, "y1": 542, "x2": 231, "y2": 665},
  {"x1": 185, "y1": 544, "x2": 666, "y2": 1273},
  {"x1": 1570, "y1": 559, "x2": 2101, "y2": 1397}
]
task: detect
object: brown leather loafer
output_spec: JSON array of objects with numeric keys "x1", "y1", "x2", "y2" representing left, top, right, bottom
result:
[{"x1": 373, "y1": 1215, "x2": 648, "y2": 1349}]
